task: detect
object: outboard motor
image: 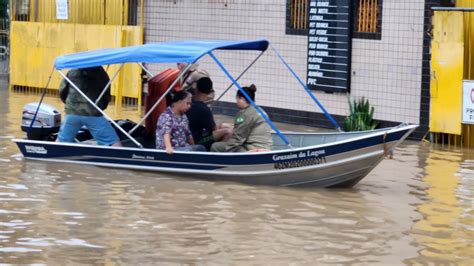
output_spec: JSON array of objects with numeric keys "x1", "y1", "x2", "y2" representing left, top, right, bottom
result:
[{"x1": 21, "y1": 103, "x2": 61, "y2": 141}]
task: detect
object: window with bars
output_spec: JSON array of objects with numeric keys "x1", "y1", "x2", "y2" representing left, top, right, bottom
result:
[
  {"x1": 353, "y1": 0, "x2": 383, "y2": 39},
  {"x1": 286, "y1": 0, "x2": 383, "y2": 39},
  {"x1": 286, "y1": 0, "x2": 309, "y2": 35}
]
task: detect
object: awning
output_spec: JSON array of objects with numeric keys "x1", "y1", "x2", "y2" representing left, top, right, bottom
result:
[{"x1": 54, "y1": 39, "x2": 269, "y2": 70}]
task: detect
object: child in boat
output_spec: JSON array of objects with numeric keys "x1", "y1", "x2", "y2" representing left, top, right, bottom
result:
[
  {"x1": 155, "y1": 90, "x2": 206, "y2": 154},
  {"x1": 186, "y1": 77, "x2": 232, "y2": 150},
  {"x1": 210, "y1": 84, "x2": 272, "y2": 152}
]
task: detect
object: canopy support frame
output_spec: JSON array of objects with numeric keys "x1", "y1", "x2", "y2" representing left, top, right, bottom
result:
[
  {"x1": 127, "y1": 63, "x2": 194, "y2": 135},
  {"x1": 270, "y1": 45, "x2": 342, "y2": 131},
  {"x1": 208, "y1": 51, "x2": 293, "y2": 149},
  {"x1": 95, "y1": 64, "x2": 123, "y2": 105},
  {"x1": 58, "y1": 70, "x2": 144, "y2": 148},
  {"x1": 212, "y1": 50, "x2": 265, "y2": 104}
]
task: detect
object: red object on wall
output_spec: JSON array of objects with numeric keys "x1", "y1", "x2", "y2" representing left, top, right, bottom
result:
[{"x1": 144, "y1": 68, "x2": 182, "y2": 136}]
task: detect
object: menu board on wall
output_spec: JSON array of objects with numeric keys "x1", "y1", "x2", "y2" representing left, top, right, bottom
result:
[{"x1": 307, "y1": 0, "x2": 352, "y2": 93}]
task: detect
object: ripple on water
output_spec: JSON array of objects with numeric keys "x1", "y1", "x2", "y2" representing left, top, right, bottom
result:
[
  {"x1": 15, "y1": 238, "x2": 105, "y2": 249},
  {"x1": 0, "y1": 184, "x2": 28, "y2": 190},
  {"x1": 0, "y1": 247, "x2": 42, "y2": 253},
  {"x1": 0, "y1": 220, "x2": 33, "y2": 228}
]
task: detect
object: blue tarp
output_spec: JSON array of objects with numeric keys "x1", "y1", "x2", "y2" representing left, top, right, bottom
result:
[{"x1": 54, "y1": 39, "x2": 269, "y2": 70}]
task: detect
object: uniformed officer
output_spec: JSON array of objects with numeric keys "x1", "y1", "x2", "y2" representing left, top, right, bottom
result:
[{"x1": 210, "y1": 84, "x2": 272, "y2": 152}]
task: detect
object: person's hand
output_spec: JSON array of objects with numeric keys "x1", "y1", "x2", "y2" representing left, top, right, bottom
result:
[
  {"x1": 219, "y1": 122, "x2": 233, "y2": 130},
  {"x1": 166, "y1": 146, "x2": 174, "y2": 154}
]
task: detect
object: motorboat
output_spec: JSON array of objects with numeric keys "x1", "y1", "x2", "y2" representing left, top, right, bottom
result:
[{"x1": 12, "y1": 40, "x2": 417, "y2": 187}]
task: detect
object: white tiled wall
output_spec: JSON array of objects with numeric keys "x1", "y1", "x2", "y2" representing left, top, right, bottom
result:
[{"x1": 144, "y1": 0, "x2": 425, "y2": 124}]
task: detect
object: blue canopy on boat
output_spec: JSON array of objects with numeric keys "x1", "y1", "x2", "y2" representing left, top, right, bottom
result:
[{"x1": 54, "y1": 39, "x2": 269, "y2": 70}]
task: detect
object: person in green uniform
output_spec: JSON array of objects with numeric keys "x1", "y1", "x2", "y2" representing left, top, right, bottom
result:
[{"x1": 210, "y1": 84, "x2": 272, "y2": 152}]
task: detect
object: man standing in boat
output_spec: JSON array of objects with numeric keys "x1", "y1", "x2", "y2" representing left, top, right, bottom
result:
[{"x1": 57, "y1": 66, "x2": 122, "y2": 147}]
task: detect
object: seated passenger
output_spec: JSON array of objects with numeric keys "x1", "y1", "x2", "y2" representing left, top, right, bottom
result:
[
  {"x1": 155, "y1": 91, "x2": 206, "y2": 154},
  {"x1": 186, "y1": 77, "x2": 232, "y2": 150},
  {"x1": 57, "y1": 67, "x2": 122, "y2": 147},
  {"x1": 210, "y1": 84, "x2": 272, "y2": 152}
]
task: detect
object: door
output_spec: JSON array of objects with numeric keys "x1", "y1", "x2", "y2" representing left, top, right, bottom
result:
[{"x1": 430, "y1": 11, "x2": 464, "y2": 135}]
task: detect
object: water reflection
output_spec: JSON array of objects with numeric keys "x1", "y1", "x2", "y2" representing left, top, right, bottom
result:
[
  {"x1": 406, "y1": 148, "x2": 474, "y2": 265},
  {"x1": 0, "y1": 86, "x2": 473, "y2": 264}
]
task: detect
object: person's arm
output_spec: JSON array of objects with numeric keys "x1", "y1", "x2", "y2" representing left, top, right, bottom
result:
[
  {"x1": 184, "y1": 115, "x2": 195, "y2": 145},
  {"x1": 97, "y1": 68, "x2": 111, "y2": 110},
  {"x1": 59, "y1": 78, "x2": 69, "y2": 103},
  {"x1": 203, "y1": 107, "x2": 217, "y2": 133},
  {"x1": 164, "y1": 133, "x2": 174, "y2": 154},
  {"x1": 157, "y1": 111, "x2": 174, "y2": 153}
]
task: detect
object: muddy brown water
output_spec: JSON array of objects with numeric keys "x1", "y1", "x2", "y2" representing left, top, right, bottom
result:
[{"x1": 0, "y1": 85, "x2": 473, "y2": 265}]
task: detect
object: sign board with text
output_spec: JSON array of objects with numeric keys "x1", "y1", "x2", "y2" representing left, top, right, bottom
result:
[
  {"x1": 56, "y1": 0, "x2": 69, "y2": 20},
  {"x1": 462, "y1": 80, "x2": 474, "y2": 124},
  {"x1": 307, "y1": 0, "x2": 352, "y2": 93}
]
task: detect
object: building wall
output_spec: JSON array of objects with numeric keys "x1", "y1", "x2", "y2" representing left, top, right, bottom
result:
[{"x1": 143, "y1": 0, "x2": 426, "y2": 126}]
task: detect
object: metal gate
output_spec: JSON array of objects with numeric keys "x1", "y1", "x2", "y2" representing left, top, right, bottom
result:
[
  {"x1": 0, "y1": 0, "x2": 9, "y2": 78},
  {"x1": 9, "y1": 0, "x2": 144, "y2": 106},
  {"x1": 430, "y1": 6, "x2": 474, "y2": 147}
]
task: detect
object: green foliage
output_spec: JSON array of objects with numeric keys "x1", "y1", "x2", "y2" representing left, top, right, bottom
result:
[{"x1": 343, "y1": 96, "x2": 378, "y2": 131}]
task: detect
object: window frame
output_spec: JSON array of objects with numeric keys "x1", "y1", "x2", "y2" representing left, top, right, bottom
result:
[
  {"x1": 286, "y1": 0, "x2": 384, "y2": 39},
  {"x1": 352, "y1": 0, "x2": 383, "y2": 40},
  {"x1": 286, "y1": 0, "x2": 309, "y2": 36}
]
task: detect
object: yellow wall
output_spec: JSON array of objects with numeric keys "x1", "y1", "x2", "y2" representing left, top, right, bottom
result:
[
  {"x1": 26, "y1": 0, "x2": 128, "y2": 25},
  {"x1": 455, "y1": 2, "x2": 474, "y2": 146},
  {"x1": 430, "y1": 11, "x2": 464, "y2": 135},
  {"x1": 456, "y1": 1, "x2": 474, "y2": 80},
  {"x1": 456, "y1": 0, "x2": 474, "y2": 7},
  {"x1": 9, "y1": 21, "x2": 142, "y2": 100}
]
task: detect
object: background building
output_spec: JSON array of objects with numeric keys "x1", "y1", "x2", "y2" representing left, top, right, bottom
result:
[
  {"x1": 4, "y1": 0, "x2": 473, "y2": 144},
  {"x1": 143, "y1": 0, "x2": 471, "y2": 140}
]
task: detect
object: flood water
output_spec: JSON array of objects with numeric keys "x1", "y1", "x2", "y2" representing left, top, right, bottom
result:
[{"x1": 0, "y1": 85, "x2": 473, "y2": 265}]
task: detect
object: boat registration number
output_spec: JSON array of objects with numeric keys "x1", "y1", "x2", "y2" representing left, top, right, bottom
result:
[{"x1": 274, "y1": 156, "x2": 327, "y2": 169}]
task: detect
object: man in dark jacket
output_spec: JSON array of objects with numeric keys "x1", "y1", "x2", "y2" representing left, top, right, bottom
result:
[
  {"x1": 57, "y1": 67, "x2": 121, "y2": 146},
  {"x1": 186, "y1": 77, "x2": 232, "y2": 150}
]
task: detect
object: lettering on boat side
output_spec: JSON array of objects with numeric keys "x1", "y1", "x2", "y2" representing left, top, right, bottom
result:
[
  {"x1": 25, "y1": 145, "x2": 48, "y2": 154},
  {"x1": 132, "y1": 154, "x2": 155, "y2": 160},
  {"x1": 273, "y1": 150, "x2": 326, "y2": 169}
]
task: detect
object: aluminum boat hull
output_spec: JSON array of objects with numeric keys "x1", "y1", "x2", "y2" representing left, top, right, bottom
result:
[{"x1": 13, "y1": 124, "x2": 417, "y2": 187}]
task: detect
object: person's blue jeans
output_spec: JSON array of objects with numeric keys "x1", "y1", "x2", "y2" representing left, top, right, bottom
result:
[{"x1": 58, "y1": 114, "x2": 119, "y2": 146}]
